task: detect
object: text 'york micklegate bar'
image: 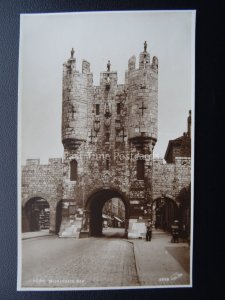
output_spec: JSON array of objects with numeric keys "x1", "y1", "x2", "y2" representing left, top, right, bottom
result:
[{"x1": 21, "y1": 42, "x2": 191, "y2": 240}]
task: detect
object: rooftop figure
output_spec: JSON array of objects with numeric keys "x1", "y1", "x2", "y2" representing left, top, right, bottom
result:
[
  {"x1": 144, "y1": 41, "x2": 147, "y2": 52},
  {"x1": 107, "y1": 60, "x2": 111, "y2": 72},
  {"x1": 71, "y1": 48, "x2": 75, "y2": 59}
]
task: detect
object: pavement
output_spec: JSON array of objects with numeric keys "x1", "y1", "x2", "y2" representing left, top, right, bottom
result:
[
  {"x1": 22, "y1": 229, "x2": 54, "y2": 240},
  {"x1": 21, "y1": 234, "x2": 138, "y2": 288},
  {"x1": 132, "y1": 229, "x2": 191, "y2": 286},
  {"x1": 20, "y1": 228, "x2": 191, "y2": 288}
]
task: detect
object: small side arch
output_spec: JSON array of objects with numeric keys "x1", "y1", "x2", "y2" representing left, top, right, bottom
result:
[
  {"x1": 22, "y1": 195, "x2": 50, "y2": 232},
  {"x1": 22, "y1": 192, "x2": 51, "y2": 207},
  {"x1": 152, "y1": 196, "x2": 179, "y2": 231}
]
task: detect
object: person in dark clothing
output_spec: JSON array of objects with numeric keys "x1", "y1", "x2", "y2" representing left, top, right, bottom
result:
[
  {"x1": 146, "y1": 220, "x2": 152, "y2": 241},
  {"x1": 171, "y1": 220, "x2": 179, "y2": 243}
]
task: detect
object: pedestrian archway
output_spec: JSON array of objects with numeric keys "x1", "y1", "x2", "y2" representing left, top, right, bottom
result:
[
  {"x1": 85, "y1": 189, "x2": 130, "y2": 237},
  {"x1": 153, "y1": 197, "x2": 178, "y2": 231},
  {"x1": 22, "y1": 197, "x2": 50, "y2": 232}
]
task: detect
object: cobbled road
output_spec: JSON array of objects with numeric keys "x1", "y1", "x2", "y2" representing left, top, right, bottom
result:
[{"x1": 21, "y1": 234, "x2": 139, "y2": 288}]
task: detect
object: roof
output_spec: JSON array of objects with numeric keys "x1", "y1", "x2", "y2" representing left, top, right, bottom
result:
[{"x1": 164, "y1": 134, "x2": 190, "y2": 162}]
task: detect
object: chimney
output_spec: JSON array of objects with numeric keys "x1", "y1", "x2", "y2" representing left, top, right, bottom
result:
[{"x1": 187, "y1": 110, "x2": 191, "y2": 138}]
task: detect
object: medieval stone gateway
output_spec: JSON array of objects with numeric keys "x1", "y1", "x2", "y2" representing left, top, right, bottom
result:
[{"x1": 21, "y1": 43, "x2": 191, "y2": 239}]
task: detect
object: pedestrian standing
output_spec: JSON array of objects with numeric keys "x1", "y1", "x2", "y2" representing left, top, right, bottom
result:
[
  {"x1": 146, "y1": 220, "x2": 152, "y2": 241},
  {"x1": 171, "y1": 220, "x2": 179, "y2": 243}
]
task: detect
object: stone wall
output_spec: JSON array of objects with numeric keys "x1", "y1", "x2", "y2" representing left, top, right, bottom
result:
[
  {"x1": 20, "y1": 44, "x2": 191, "y2": 237},
  {"x1": 61, "y1": 45, "x2": 158, "y2": 216},
  {"x1": 21, "y1": 158, "x2": 63, "y2": 232},
  {"x1": 21, "y1": 156, "x2": 191, "y2": 233},
  {"x1": 153, "y1": 157, "x2": 191, "y2": 202}
]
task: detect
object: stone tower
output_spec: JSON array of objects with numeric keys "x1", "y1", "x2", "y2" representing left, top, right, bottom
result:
[{"x1": 60, "y1": 42, "x2": 158, "y2": 237}]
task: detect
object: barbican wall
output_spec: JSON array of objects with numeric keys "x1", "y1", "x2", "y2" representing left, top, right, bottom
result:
[{"x1": 21, "y1": 156, "x2": 191, "y2": 232}]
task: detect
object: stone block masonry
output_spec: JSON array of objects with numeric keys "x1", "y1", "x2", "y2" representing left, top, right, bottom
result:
[
  {"x1": 60, "y1": 43, "x2": 159, "y2": 237},
  {"x1": 22, "y1": 158, "x2": 63, "y2": 232},
  {"x1": 153, "y1": 157, "x2": 191, "y2": 201},
  {"x1": 21, "y1": 42, "x2": 191, "y2": 237}
]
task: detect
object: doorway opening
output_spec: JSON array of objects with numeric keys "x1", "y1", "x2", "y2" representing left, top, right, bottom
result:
[
  {"x1": 153, "y1": 197, "x2": 178, "y2": 232},
  {"x1": 22, "y1": 197, "x2": 50, "y2": 232}
]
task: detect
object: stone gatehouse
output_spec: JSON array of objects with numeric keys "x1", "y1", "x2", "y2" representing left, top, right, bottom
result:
[{"x1": 21, "y1": 43, "x2": 191, "y2": 238}]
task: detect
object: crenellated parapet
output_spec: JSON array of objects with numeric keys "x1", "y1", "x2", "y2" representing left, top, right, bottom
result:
[
  {"x1": 62, "y1": 42, "x2": 158, "y2": 154},
  {"x1": 21, "y1": 158, "x2": 63, "y2": 208}
]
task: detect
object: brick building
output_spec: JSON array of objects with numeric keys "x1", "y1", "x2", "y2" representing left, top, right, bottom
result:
[
  {"x1": 164, "y1": 110, "x2": 191, "y2": 163},
  {"x1": 21, "y1": 43, "x2": 191, "y2": 239}
]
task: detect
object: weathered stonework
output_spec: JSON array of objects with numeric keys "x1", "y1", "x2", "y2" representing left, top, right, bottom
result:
[
  {"x1": 153, "y1": 157, "x2": 191, "y2": 201},
  {"x1": 21, "y1": 43, "x2": 191, "y2": 238},
  {"x1": 59, "y1": 44, "x2": 158, "y2": 237},
  {"x1": 21, "y1": 158, "x2": 63, "y2": 232}
]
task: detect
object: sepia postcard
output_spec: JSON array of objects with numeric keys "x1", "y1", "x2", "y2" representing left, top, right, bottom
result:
[{"x1": 17, "y1": 10, "x2": 196, "y2": 291}]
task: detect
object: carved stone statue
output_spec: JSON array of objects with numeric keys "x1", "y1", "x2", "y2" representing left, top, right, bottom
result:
[
  {"x1": 107, "y1": 60, "x2": 111, "y2": 72},
  {"x1": 71, "y1": 48, "x2": 75, "y2": 58},
  {"x1": 144, "y1": 41, "x2": 147, "y2": 52},
  {"x1": 106, "y1": 75, "x2": 111, "y2": 84}
]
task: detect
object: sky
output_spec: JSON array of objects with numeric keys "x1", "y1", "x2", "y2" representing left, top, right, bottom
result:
[{"x1": 19, "y1": 11, "x2": 195, "y2": 165}]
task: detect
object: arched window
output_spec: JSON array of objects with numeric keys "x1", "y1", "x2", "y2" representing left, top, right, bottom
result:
[
  {"x1": 70, "y1": 160, "x2": 78, "y2": 181},
  {"x1": 137, "y1": 159, "x2": 145, "y2": 180}
]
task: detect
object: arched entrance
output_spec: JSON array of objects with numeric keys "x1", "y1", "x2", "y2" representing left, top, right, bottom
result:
[
  {"x1": 85, "y1": 189, "x2": 130, "y2": 237},
  {"x1": 22, "y1": 197, "x2": 50, "y2": 232},
  {"x1": 153, "y1": 197, "x2": 178, "y2": 231}
]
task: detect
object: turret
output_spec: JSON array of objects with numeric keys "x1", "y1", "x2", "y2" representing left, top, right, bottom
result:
[
  {"x1": 61, "y1": 49, "x2": 93, "y2": 150},
  {"x1": 126, "y1": 42, "x2": 158, "y2": 150}
]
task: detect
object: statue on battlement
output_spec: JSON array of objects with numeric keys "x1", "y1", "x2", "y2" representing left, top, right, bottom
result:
[
  {"x1": 144, "y1": 41, "x2": 147, "y2": 52},
  {"x1": 71, "y1": 48, "x2": 75, "y2": 59},
  {"x1": 107, "y1": 60, "x2": 111, "y2": 72}
]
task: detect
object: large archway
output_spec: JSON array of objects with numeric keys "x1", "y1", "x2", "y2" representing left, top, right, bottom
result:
[
  {"x1": 85, "y1": 189, "x2": 130, "y2": 237},
  {"x1": 22, "y1": 197, "x2": 50, "y2": 232},
  {"x1": 153, "y1": 197, "x2": 179, "y2": 232}
]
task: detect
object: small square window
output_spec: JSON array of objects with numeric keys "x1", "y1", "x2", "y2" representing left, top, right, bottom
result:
[{"x1": 96, "y1": 104, "x2": 100, "y2": 115}]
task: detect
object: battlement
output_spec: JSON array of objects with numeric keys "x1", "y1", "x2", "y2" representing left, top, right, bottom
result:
[
  {"x1": 48, "y1": 158, "x2": 63, "y2": 165},
  {"x1": 62, "y1": 42, "x2": 158, "y2": 150},
  {"x1": 25, "y1": 158, "x2": 63, "y2": 166},
  {"x1": 25, "y1": 159, "x2": 40, "y2": 166},
  {"x1": 175, "y1": 157, "x2": 191, "y2": 166},
  {"x1": 153, "y1": 157, "x2": 191, "y2": 166},
  {"x1": 63, "y1": 41, "x2": 158, "y2": 90}
]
